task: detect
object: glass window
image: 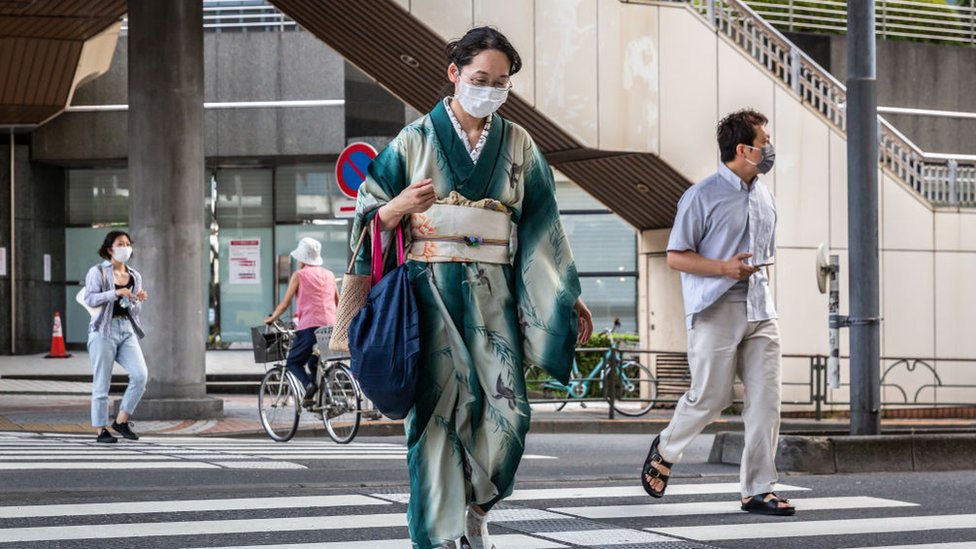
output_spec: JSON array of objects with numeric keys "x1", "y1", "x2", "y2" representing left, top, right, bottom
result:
[
  {"x1": 275, "y1": 164, "x2": 343, "y2": 222},
  {"x1": 67, "y1": 169, "x2": 129, "y2": 225},
  {"x1": 579, "y1": 276, "x2": 638, "y2": 334},
  {"x1": 215, "y1": 169, "x2": 273, "y2": 228},
  {"x1": 560, "y1": 214, "x2": 636, "y2": 273},
  {"x1": 555, "y1": 177, "x2": 638, "y2": 336},
  {"x1": 554, "y1": 170, "x2": 606, "y2": 210}
]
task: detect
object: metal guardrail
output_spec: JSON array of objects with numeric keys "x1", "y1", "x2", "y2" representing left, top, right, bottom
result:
[
  {"x1": 743, "y1": 0, "x2": 976, "y2": 46},
  {"x1": 806, "y1": 354, "x2": 976, "y2": 420},
  {"x1": 120, "y1": 1, "x2": 296, "y2": 34},
  {"x1": 623, "y1": 350, "x2": 976, "y2": 418},
  {"x1": 531, "y1": 347, "x2": 976, "y2": 419},
  {"x1": 670, "y1": 0, "x2": 976, "y2": 208}
]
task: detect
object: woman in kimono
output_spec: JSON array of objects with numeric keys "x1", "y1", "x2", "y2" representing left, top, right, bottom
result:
[{"x1": 350, "y1": 27, "x2": 593, "y2": 549}]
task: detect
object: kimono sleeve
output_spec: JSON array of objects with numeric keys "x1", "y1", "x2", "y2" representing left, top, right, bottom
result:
[
  {"x1": 514, "y1": 140, "x2": 581, "y2": 385},
  {"x1": 349, "y1": 128, "x2": 413, "y2": 276}
]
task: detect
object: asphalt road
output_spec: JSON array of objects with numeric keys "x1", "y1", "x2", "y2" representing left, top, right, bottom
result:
[{"x1": 1, "y1": 432, "x2": 974, "y2": 549}]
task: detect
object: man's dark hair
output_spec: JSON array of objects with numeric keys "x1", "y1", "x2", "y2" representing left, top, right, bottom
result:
[
  {"x1": 717, "y1": 109, "x2": 769, "y2": 162},
  {"x1": 98, "y1": 230, "x2": 132, "y2": 260}
]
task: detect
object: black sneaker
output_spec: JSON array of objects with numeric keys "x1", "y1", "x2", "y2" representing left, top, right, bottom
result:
[
  {"x1": 111, "y1": 420, "x2": 139, "y2": 441},
  {"x1": 96, "y1": 429, "x2": 118, "y2": 443},
  {"x1": 302, "y1": 384, "x2": 318, "y2": 408}
]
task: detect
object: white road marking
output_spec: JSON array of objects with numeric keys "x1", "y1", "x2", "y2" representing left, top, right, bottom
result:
[
  {"x1": 553, "y1": 496, "x2": 917, "y2": 518},
  {"x1": 652, "y1": 514, "x2": 976, "y2": 541}
]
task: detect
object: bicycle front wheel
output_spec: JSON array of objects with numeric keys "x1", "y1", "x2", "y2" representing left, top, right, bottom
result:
[
  {"x1": 606, "y1": 361, "x2": 657, "y2": 417},
  {"x1": 258, "y1": 367, "x2": 300, "y2": 442},
  {"x1": 320, "y1": 362, "x2": 361, "y2": 444}
]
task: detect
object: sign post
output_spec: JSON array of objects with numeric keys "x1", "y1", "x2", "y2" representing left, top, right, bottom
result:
[{"x1": 334, "y1": 142, "x2": 377, "y2": 218}]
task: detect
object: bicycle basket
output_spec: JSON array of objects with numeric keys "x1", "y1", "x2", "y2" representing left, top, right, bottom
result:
[
  {"x1": 250, "y1": 326, "x2": 289, "y2": 364},
  {"x1": 314, "y1": 326, "x2": 347, "y2": 361}
]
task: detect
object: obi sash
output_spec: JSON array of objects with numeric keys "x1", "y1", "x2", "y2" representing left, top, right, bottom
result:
[{"x1": 409, "y1": 203, "x2": 512, "y2": 264}]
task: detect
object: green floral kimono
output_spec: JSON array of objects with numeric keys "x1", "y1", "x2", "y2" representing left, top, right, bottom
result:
[{"x1": 351, "y1": 100, "x2": 580, "y2": 549}]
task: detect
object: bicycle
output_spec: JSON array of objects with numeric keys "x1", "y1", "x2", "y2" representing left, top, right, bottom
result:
[
  {"x1": 523, "y1": 319, "x2": 658, "y2": 416},
  {"x1": 251, "y1": 322, "x2": 364, "y2": 443}
]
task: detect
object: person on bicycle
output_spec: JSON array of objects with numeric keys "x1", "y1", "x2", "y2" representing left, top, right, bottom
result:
[
  {"x1": 83, "y1": 230, "x2": 149, "y2": 443},
  {"x1": 265, "y1": 237, "x2": 338, "y2": 407},
  {"x1": 350, "y1": 27, "x2": 593, "y2": 549}
]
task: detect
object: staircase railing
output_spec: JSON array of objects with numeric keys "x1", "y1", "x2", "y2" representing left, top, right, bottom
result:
[
  {"x1": 743, "y1": 0, "x2": 976, "y2": 46},
  {"x1": 650, "y1": 0, "x2": 976, "y2": 208}
]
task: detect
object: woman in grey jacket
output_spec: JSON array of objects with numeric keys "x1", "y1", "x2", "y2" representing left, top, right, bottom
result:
[{"x1": 83, "y1": 230, "x2": 149, "y2": 443}]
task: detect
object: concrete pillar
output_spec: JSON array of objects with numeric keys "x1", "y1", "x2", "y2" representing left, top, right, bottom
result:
[{"x1": 126, "y1": 0, "x2": 221, "y2": 419}]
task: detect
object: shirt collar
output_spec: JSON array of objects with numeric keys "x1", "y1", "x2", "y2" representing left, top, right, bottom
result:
[{"x1": 718, "y1": 162, "x2": 755, "y2": 192}]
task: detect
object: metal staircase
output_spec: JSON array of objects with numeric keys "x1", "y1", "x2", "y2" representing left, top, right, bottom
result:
[{"x1": 660, "y1": 0, "x2": 976, "y2": 208}]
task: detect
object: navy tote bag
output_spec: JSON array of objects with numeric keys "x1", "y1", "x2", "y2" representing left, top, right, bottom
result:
[{"x1": 348, "y1": 215, "x2": 420, "y2": 420}]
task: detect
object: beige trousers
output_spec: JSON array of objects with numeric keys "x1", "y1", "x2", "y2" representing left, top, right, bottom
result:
[{"x1": 657, "y1": 300, "x2": 782, "y2": 497}]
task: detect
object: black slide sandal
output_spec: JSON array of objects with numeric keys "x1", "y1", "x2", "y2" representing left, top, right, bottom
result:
[
  {"x1": 741, "y1": 492, "x2": 796, "y2": 516},
  {"x1": 640, "y1": 434, "x2": 673, "y2": 498}
]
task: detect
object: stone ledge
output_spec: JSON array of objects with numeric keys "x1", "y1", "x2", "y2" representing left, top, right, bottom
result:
[
  {"x1": 113, "y1": 397, "x2": 224, "y2": 421},
  {"x1": 710, "y1": 431, "x2": 976, "y2": 473}
]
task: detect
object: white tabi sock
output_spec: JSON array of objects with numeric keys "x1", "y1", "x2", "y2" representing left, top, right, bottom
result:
[{"x1": 462, "y1": 505, "x2": 495, "y2": 549}]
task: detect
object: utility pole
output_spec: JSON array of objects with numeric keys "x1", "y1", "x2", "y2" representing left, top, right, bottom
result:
[{"x1": 846, "y1": 0, "x2": 882, "y2": 435}]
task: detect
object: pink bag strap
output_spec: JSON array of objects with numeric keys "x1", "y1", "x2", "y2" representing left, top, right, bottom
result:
[{"x1": 370, "y1": 212, "x2": 405, "y2": 286}]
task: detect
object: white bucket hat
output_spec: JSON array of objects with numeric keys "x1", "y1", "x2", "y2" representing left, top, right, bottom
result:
[{"x1": 290, "y1": 237, "x2": 323, "y2": 266}]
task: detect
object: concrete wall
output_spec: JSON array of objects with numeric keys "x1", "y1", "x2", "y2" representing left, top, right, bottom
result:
[
  {"x1": 32, "y1": 31, "x2": 348, "y2": 164},
  {"x1": 400, "y1": 0, "x2": 976, "y2": 409},
  {"x1": 785, "y1": 31, "x2": 976, "y2": 155},
  {"x1": 0, "y1": 144, "x2": 66, "y2": 354},
  {"x1": 633, "y1": 5, "x2": 976, "y2": 410}
]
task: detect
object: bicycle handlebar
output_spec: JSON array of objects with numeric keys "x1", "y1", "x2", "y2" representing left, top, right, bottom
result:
[{"x1": 600, "y1": 317, "x2": 623, "y2": 342}]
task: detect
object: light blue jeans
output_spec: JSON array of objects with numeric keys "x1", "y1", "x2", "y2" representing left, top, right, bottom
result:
[{"x1": 88, "y1": 318, "x2": 148, "y2": 428}]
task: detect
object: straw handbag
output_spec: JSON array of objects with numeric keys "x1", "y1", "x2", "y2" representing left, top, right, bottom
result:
[{"x1": 330, "y1": 227, "x2": 371, "y2": 353}]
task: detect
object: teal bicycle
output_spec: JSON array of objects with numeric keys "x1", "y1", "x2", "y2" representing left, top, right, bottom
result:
[{"x1": 524, "y1": 319, "x2": 657, "y2": 416}]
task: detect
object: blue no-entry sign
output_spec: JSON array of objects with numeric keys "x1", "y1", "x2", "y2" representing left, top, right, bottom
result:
[{"x1": 335, "y1": 142, "x2": 378, "y2": 199}]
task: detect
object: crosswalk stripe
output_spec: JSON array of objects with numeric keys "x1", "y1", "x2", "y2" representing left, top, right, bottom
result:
[
  {"x1": 376, "y1": 482, "x2": 811, "y2": 503},
  {"x1": 0, "y1": 514, "x2": 408, "y2": 543},
  {"x1": 551, "y1": 496, "x2": 917, "y2": 518},
  {"x1": 0, "y1": 455, "x2": 181, "y2": 461},
  {"x1": 651, "y1": 513, "x2": 976, "y2": 541},
  {"x1": 0, "y1": 508, "x2": 565, "y2": 543},
  {"x1": 539, "y1": 528, "x2": 678, "y2": 546},
  {"x1": 0, "y1": 461, "x2": 305, "y2": 470},
  {"x1": 210, "y1": 461, "x2": 308, "y2": 469},
  {"x1": 509, "y1": 482, "x2": 809, "y2": 500},
  {"x1": 180, "y1": 534, "x2": 568, "y2": 549},
  {"x1": 0, "y1": 462, "x2": 220, "y2": 470},
  {"x1": 0, "y1": 495, "x2": 388, "y2": 519},
  {"x1": 0, "y1": 450, "x2": 200, "y2": 454},
  {"x1": 840, "y1": 540, "x2": 976, "y2": 549}
]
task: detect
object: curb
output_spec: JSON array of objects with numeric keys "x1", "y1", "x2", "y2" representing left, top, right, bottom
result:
[{"x1": 710, "y1": 431, "x2": 976, "y2": 473}]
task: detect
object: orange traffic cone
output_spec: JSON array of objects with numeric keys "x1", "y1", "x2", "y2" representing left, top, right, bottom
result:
[{"x1": 45, "y1": 312, "x2": 72, "y2": 359}]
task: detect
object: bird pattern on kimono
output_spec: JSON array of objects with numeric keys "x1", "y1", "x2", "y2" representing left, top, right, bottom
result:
[{"x1": 493, "y1": 374, "x2": 517, "y2": 410}]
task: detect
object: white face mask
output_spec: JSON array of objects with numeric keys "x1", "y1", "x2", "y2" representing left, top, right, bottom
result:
[
  {"x1": 112, "y1": 246, "x2": 132, "y2": 264},
  {"x1": 455, "y1": 74, "x2": 509, "y2": 118}
]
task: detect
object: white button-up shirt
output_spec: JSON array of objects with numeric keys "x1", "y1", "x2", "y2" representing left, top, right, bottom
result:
[{"x1": 667, "y1": 163, "x2": 777, "y2": 329}]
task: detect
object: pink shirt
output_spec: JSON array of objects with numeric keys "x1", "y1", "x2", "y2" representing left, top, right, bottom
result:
[{"x1": 294, "y1": 266, "x2": 337, "y2": 331}]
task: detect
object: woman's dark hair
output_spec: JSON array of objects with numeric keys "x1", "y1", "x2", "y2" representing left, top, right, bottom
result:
[
  {"x1": 98, "y1": 230, "x2": 132, "y2": 260},
  {"x1": 442, "y1": 26, "x2": 522, "y2": 97},
  {"x1": 717, "y1": 109, "x2": 769, "y2": 163}
]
